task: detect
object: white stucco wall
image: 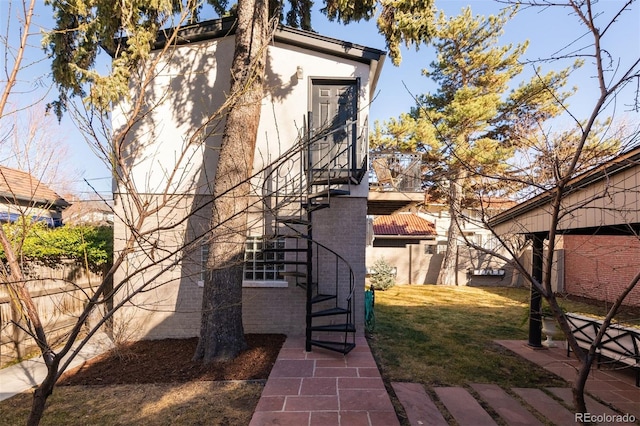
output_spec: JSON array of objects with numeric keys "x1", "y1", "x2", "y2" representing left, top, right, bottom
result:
[
  {"x1": 112, "y1": 36, "x2": 373, "y2": 197},
  {"x1": 112, "y1": 28, "x2": 379, "y2": 339}
]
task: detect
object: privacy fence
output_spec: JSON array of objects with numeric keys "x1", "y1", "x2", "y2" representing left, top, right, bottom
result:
[{"x1": 0, "y1": 260, "x2": 105, "y2": 367}]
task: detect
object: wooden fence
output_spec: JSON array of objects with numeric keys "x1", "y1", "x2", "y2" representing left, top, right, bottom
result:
[{"x1": 0, "y1": 261, "x2": 104, "y2": 367}]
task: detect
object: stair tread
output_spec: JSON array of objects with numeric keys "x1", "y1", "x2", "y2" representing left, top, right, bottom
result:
[
  {"x1": 276, "y1": 217, "x2": 310, "y2": 225},
  {"x1": 308, "y1": 188, "x2": 350, "y2": 199},
  {"x1": 280, "y1": 271, "x2": 307, "y2": 278},
  {"x1": 311, "y1": 294, "x2": 337, "y2": 304},
  {"x1": 309, "y1": 340, "x2": 356, "y2": 354},
  {"x1": 310, "y1": 323, "x2": 356, "y2": 332},
  {"x1": 301, "y1": 202, "x2": 330, "y2": 212},
  {"x1": 310, "y1": 176, "x2": 358, "y2": 185},
  {"x1": 311, "y1": 307, "x2": 350, "y2": 317}
]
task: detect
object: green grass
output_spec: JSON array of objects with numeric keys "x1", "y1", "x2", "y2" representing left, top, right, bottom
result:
[{"x1": 367, "y1": 285, "x2": 620, "y2": 388}]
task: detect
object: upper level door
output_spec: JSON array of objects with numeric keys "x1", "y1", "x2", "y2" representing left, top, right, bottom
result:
[{"x1": 310, "y1": 80, "x2": 357, "y2": 171}]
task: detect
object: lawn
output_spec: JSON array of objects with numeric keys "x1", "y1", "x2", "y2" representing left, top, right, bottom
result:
[
  {"x1": 1, "y1": 284, "x2": 631, "y2": 425},
  {"x1": 366, "y1": 284, "x2": 616, "y2": 388}
]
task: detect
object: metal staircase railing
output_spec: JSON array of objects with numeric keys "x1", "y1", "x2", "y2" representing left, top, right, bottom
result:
[{"x1": 260, "y1": 117, "x2": 365, "y2": 354}]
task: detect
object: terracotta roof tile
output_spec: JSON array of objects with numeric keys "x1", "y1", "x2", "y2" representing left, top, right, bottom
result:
[
  {"x1": 373, "y1": 213, "x2": 436, "y2": 236},
  {"x1": 0, "y1": 166, "x2": 68, "y2": 207}
]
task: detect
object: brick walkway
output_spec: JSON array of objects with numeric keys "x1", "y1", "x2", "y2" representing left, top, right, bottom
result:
[
  {"x1": 250, "y1": 338, "x2": 639, "y2": 426},
  {"x1": 249, "y1": 336, "x2": 398, "y2": 426}
]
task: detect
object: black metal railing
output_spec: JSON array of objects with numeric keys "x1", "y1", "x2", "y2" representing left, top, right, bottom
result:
[{"x1": 369, "y1": 152, "x2": 422, "y2": 192}]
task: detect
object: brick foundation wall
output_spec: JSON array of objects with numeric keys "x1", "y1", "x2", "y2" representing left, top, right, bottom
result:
[
  {"x1": 243, "y1": 196, "x2": 367, "y2": 335},
  {"x1": 114, "y1": 193, "x2": 368, "y2": 339},
  {"x1": 563, "y1": 235, "x2": 640, "y2": 307},
  {"x1": 311, "y1": 196, "x2": 367, "y2": 333}
]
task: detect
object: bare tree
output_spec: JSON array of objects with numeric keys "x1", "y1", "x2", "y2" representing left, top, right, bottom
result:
[
  {"x1": 0, "y1": 103, "x2": 82, "y2": 196},
  {"x1": 0, "y1": 2, "x2": 278, "y2": 423},
  {"x1": 469, "y1": 0, "x2": 640, "y2": 418}
]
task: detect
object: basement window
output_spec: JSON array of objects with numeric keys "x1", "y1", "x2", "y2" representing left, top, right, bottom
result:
[{"x1": 243, "y1": 236, "x2": 288, "y2": 287}]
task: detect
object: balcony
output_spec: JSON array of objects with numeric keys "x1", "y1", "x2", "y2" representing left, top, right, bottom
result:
[
  {"x1": 308, "y1": 118, "x2": 369, "y2": 186},
  {"x1": 368, "y1": 153, "x2": 424, "y2": 216}
]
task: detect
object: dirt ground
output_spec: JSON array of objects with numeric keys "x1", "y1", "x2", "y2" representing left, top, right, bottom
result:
[{"x1": 58, "y1": 334, "x2": 286, "y2": 386}]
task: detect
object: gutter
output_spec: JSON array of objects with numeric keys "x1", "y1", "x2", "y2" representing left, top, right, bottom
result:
[
  {"x1": 106, "y1": 16, "x2": 387, "y2": 70},
  {"x1": 0, "y1": 192, "x2": 70, "y2": 210}
]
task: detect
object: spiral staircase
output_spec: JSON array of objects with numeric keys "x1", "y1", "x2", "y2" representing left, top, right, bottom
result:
[{"x1": 261, "y1": 114, "x2": 367, "y2": 354}]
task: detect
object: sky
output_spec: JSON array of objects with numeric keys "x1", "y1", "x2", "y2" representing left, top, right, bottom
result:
[{"x1": 2, "y1": 1, "x2": 639, "y2": 199}]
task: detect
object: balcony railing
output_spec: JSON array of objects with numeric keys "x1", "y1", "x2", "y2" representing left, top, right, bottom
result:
[
  {"x1": 369, "y1": 153, "x2": 422, "y2": 192},
  {"x1": 307, "y1": 115, "x2": 368, "y2": 185}
]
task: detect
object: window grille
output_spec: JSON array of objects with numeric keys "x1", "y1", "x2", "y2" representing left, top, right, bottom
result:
[{"x1": 243, "y1": 236, "x2": 285, "y2": 281}]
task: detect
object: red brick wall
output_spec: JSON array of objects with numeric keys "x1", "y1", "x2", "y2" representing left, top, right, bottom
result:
[{"x1": 563, "y1": 235, "x2": 640, "y2": 307}]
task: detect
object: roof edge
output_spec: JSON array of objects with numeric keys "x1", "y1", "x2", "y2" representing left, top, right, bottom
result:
[
  {"x1": 489, "y1": 145, "x2": 640, "y2": 228},
  {"x1": 107, "y1": 16, "x2": 387, "y2": 66}
]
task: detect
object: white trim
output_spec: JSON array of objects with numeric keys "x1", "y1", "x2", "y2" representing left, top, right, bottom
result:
[{"x1": 242, "y1": 280, "x2": 289, "y2": 288}]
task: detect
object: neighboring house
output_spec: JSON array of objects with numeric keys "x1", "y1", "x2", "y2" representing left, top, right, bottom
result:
[
  {"x1": 111, "y1": 18, "x2": 385, "y2": 353},
  {"x1": 366, "y1": 213, "x2": 438, "y2": 285},
  {"x1": 417, "y1": 196, "x2": 516, "y2": 285},
  {"x1": 63, "y1": 200, "x2": 114, "y2": 226},
  {"x1": 490, "y1": 146, "x2": 640, "y2": 306},
  {"x1": 0, "y1": 166, "x2": 69, "y2": 227},
  {"x1": 419, "y1": 196, "x2": 511, "y2": 250},
  {"x1": 367, "y1": 159, "x2": 515, "y2": 285}
]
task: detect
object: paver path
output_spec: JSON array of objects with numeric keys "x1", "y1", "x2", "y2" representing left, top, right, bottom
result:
[
  {"x1": 393, "y1": 382, "x2": 640, "y2": 426},
  {"x1": 391, "y1": 382, "x2": 447, "y2": 426},
  {"x1": 250, "y1": 336, "x2": 399, "y2": 426},
  {"x1": 471, "y1": 383, "x2": 543, "y2": 426}
]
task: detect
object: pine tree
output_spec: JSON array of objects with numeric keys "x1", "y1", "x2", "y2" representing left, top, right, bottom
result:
[{"x1": 372, "y1": 6, "x2": 573, "y2": 285}]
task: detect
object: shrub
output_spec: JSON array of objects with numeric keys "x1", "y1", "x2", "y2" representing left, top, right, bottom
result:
[
  {"x1": 370, "y1": 257, "x2": 396, "y2": 290},
  {"x1": 0, "y1": 222, "x2": 113, "y2": 272}
]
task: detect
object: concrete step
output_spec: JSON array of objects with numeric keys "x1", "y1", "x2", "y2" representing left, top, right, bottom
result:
[
  {"x1": 471, "y1": 383, "x2": 543, "y2": 426},
  {"x1": 391, "y1": 382, "x2": 448, "y2": 426},
  {"x1": 435, "y1": 386, "x2": 498, "y2": 426}
]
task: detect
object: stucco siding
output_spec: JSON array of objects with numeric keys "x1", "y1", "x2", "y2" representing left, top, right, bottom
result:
[
  {"x1": 112, "y1": 28, "x2": 379, "y2": 340},
  {"x1": 367, "y1": 242, "x2": 437, "y2": 285}
]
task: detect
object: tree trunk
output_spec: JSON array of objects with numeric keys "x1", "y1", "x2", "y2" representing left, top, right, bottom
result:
[
  {"x1": 437, "y1": 170, "x2": 465, "y2": 286},
  {"x1": 573, "y1": 365, "x2": 590, "y2": 421},
  {"x1": 194, "y1": 0, "x2": 270, "y2": 363},
  {"x1": 27, "y1": 361, "x2": 59, "y2": 426}
]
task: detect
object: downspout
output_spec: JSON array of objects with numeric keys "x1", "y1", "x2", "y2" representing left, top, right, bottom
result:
[{"x1": 408, "y1": 244, "x2": 412, "y2": 284}]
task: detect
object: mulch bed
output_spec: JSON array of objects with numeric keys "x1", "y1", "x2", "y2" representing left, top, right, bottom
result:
[{"x1": 58, "y1": 334, "x2": 286, "y2": 386}]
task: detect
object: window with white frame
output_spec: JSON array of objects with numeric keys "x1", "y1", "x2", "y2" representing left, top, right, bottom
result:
[{"x1": 243, "y1": 236, "x2": 286, "y2": 282}]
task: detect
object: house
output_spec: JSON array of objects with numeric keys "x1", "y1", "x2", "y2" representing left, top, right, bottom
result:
[
  {"x1": 110, "y1": 18, "x2": 385, "y2": 353},
  {"x1": 63, "y1": 199, "x2": 114, "y2": 226},
  {"x1": 0, "y1": 166, "x2": 69, "y2": 227},
  {"x1": 366, "y1": 213, "x2": 438, "y2": 285},
  {"x1": 490, "y1": 146, "x2": 640, "y2": 306},
  {"x1": 366, "y1": 164, "x2": 515, "y2": 285}
]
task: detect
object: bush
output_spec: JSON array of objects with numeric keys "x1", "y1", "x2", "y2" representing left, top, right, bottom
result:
[
  {"x1": 0, "y1": 222, "x2": 113, "y2": 272},
  {"x1": 370, "y1": 257, "x2": 396, "y2": 290}
]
